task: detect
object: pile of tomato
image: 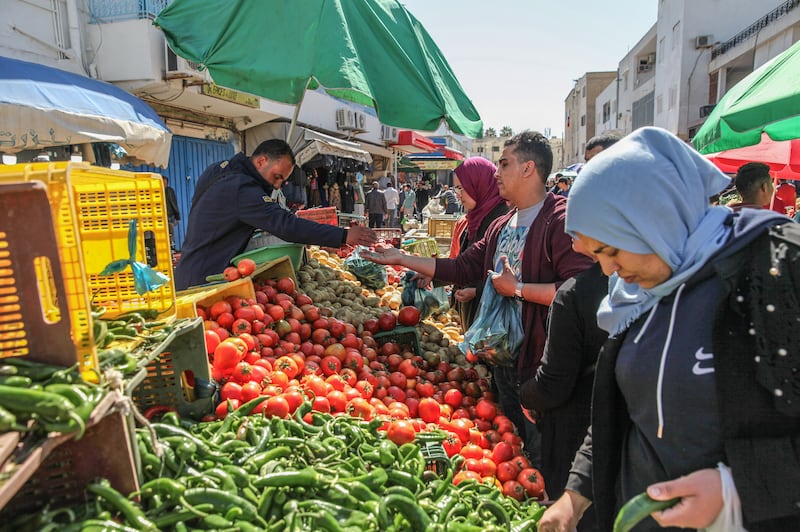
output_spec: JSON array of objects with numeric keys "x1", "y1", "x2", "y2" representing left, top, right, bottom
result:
[{"x1": 195, "y1": 273, "x2": 545, "y2": 500}]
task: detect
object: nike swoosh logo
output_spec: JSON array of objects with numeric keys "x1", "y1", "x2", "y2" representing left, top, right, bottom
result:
[
  {"x1": 692, "y1": 362, "x2": 715, "y2": 376},
  {"x1": 694, "y1": 347, "x2": 713, "y2": 360},
  {"x1": 693, "y1": 347, "x2": 714, "y2": 375}
]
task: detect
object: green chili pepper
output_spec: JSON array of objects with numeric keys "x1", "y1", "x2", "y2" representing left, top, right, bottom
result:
[
  {"x1": 380, "y1": 493, "x2": 432, "y2": 531},
  {"x1": 254, "y1": 469, "x2": 321, "y2": 489},
  {"x1": 613, "y1": 492, "x2": 680, "y2": 532},
  {"x1": 86, "y1": 480, "x2": 157, "y2": 531}
]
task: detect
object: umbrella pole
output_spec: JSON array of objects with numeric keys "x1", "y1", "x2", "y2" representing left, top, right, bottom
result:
[{"x1": 287, "y1": 78, "x2": 313, "y2": 142}]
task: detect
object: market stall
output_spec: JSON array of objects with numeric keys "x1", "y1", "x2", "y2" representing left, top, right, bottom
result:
[{"x1": 0, "y1": 162, "x2": 549, "y2": 529}]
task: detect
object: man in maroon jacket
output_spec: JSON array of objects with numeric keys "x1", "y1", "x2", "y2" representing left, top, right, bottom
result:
[{"x1": 363, "y1": 131, "x2": 593, "y2": 463}]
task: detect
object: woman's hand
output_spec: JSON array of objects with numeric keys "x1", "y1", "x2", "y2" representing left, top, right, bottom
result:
[
  {"x1": 454, "y1": 287, "x2": 477, "y2": 302},
  {"x1": 647, "y1": 468, "x2": 723, "y2": 529},
  {"x1": 538, "y1": 490, "x2": 591, "y2": 532}
]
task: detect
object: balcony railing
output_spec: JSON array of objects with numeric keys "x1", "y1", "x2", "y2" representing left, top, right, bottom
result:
[
  {"x1": 87, "y1": 0, "x2": 172, "y2": 23},
  {"x1": 712, "y1": 0, "x2": 800, "y2": 59}
]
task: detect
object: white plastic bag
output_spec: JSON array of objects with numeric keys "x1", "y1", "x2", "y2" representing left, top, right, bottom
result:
[{"x1": 702, "y1": 462, "x2": 747, "y2": 532}]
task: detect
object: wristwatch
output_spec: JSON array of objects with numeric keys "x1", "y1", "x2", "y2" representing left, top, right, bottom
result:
[{"x1": 514, "y1": 282, "x2": 524, "y2": 300}]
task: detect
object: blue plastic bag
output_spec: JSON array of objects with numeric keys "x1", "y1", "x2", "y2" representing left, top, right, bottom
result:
[
  {"x1": 460, "y1": 275, "x2": 524, "y2": 367},
  {"x1": 400, "y1": 271, "x2": 449, "y2": 319}
]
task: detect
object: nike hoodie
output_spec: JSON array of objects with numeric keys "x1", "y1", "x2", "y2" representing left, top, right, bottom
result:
[{"x1": 612, "y1": 208, "x2": 788, "y2": 530}]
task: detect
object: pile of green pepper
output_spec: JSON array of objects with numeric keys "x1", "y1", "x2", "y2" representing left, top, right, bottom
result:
[
  {"x1": 0, "y1": 358, "x2": 105, "y2": 439},
  {"x1": 6, "y1": 397, "x2": 544, "y2": 531}
]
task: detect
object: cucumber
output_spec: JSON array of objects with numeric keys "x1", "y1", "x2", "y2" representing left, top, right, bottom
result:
[{"x1": 613, "y1": 492, "x2": 680, "y2": 532}]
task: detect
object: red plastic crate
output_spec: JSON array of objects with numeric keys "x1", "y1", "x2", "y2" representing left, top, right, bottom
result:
[{"x1": 296, "y1": 207, "x2": 338, "y2": 226}]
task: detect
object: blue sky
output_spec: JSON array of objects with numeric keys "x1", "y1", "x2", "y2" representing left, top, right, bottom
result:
[{"x1": 401, "y1": 0, "x2": 657, "y2": 137}]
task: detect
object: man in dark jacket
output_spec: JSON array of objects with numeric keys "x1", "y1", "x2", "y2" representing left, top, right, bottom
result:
[{"x1": 174, "y1": 140, "x2": 375, "y2": 289}]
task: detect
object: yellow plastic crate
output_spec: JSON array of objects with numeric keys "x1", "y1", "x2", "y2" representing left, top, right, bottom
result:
[
  {"x1": 0, "y1": 163, "x2": 96, "y2": 379},
  {"x1": 428, "y1": 215, "x2": 459, "y2": 239},
  {"x1": 176, "y1": 276, "x2": 256, "y2": 319},
  {"x1": 402, "y1": 237, "x2": 439, "y2": 257},
  {"x1": 67, "y1": 164, "x2": 176, "y2": 319}
]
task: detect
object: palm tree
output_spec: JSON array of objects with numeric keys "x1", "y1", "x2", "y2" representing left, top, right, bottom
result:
[
  {"x1": 484, "y1": 127, "x2": 497, "y2": 137},
  {"x1": 500, "y1": 126, "x2": 513, "y2": 137}
]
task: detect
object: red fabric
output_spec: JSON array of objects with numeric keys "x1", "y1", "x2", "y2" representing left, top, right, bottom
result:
[{"x1": 449, "y1": 216, "x2": 468, "y2": 258}]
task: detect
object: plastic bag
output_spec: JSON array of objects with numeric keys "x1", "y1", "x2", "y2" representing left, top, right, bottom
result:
[
  {"x1": 400, "y1": 271, "x2": 449, "y2": 319},
  {"x1": 460, "y1": 275, "x2": 524, "y2": 366},
  {"x1": 344, "y1": 246, "x2": 387, "y2": 290}
]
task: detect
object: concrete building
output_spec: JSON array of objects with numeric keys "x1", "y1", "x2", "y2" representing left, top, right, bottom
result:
[
  {"x1": 563, "y1": 72, "x2": 617, "y2": 167},
  {"x1": 582, "y1": 1, "x2": 797, "y2": 145},
  {"x1": 702, "y1": 1, "x2": 800, "y2": 137},
  {"x1": 472, "y1": 134, "x2": 510, "y2": 166}
]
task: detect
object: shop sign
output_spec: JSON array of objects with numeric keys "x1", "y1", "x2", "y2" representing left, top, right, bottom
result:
[{"x1": 201, "y1": 84, "x2": 260, "y2": 108}]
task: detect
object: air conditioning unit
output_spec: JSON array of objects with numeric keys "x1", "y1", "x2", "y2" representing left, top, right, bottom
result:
[
  {"x1": 165, "y1": 46, "x2": 211, "y2": 83},
  {"x1": 699, "y1": 104, "x2": 716, "y2": 117},
  {"x1": 336, "y1": 108, "x2": 356, "y2": 130},
  {"x1": 380, "y1": 125, "x2": 398, "y2": 143},
  {"x1": 695, "y1": 35, "x2": 714, "y2": 49},
  {"x1": 637, "y1": 63, "x2": 652, "y2": 73},
  {"x1": 354, "y1": 112, "x2": 367, "y2": 131}
]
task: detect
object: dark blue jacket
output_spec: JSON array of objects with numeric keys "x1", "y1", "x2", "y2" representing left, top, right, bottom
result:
[{"x1": 174, "y1": 153, "x2": 345, "y2": 289}]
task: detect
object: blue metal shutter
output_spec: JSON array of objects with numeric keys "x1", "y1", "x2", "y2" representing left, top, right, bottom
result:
[{"x1": 125, "y1": 136, "x2": 234, "y2": 250}]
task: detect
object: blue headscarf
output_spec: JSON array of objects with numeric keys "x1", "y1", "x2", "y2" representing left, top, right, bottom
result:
[{"x1": 565, "y1": 127, "x2": 733, "y2": 335}]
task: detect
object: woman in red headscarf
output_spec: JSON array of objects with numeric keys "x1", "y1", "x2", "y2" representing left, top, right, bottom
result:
[{"x1": 450, "y1": 157, "x2": 510, "y2": 328}]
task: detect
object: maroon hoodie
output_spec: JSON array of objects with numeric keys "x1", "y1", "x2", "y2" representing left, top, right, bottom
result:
[{"x1": 434, "y1": 193, "x2": 593, "y2": 377}]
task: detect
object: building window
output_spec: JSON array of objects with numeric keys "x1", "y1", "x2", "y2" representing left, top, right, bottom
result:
[
  {"x1": 581, "y1": 85, "x2": 586, "y2": 98},
  {"x1": 708, "y1": 71, "x2": 719, "y2": 103},
  {"x1": 623, "y1": 71, "x2": 629, "y2": 91},
  {"x1": 580, "y1": 115, "x2": 586, "y2": 126},
  {"x1": 658, "y1": 37, "x2": 665, "y2": 63},
  {"x1": 632, "y1": 91, "x2": 655, "y2": 129},
  {"x1": 602, "y1": 102, "x2": 611, "y2": 123},
  {"x1": 477, "y1": 146, "x2": 484, "y2": 153},
  {"x1": 492, "y1": 146, "x2": 500, "y2": 152}
]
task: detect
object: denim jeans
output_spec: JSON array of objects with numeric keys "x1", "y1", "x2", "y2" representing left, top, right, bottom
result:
[{"x1": 493, "y1": 364, "x2": 542, "y2": 468}]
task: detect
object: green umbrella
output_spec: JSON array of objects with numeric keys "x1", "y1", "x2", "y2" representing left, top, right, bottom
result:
[
  {"x1": 693, "y1": 39, "x2": 800, "y2": 154},
  {"x1": 154, "y1": 0, "x2": 483, "y2": 138}
]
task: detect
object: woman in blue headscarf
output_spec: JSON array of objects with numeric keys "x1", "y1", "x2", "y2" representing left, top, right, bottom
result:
[{"x1": 538, "y1": 127, "x2": 799, "y2": 532}]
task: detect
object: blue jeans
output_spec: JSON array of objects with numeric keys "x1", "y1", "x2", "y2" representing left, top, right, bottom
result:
[{"x1": 493, "y1": 364, "x2": 542, "y2": 468}]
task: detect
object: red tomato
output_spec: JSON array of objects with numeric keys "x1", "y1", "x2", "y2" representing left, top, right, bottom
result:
[
  {"x1": 237, "y1": 258, "x2": 257, "y2": 276},
  {"x1": 263, "y1": 395, "x2": 290, "y2": 418},
  {"x1": 283, "y1": 390, "x2": 304, "y2": 414},
  {"x1": 452, "y1": 470, "x2": 481, "y2": 486},
  {"x1": 215, "y1": 398, "x2": 240, "y2": 419},
  {"x1": 240, "y1": 381, "x2": 262, "y2": 402},
  {"x1": 223, "y1": 266, "x2": 241, "y2": 281},
  {"x1": 204, "y1": 330, "x2": 221, "y2": 355},
  {"x1": 362, "y1": 318, "x2": 380, "y2": 335},
  {"x1": 274, "y1": 356, "x2": 299, "y2": 379},
  {"x1": 377, "y1": 311, "x2": 397, "y2": 331},
  {"x1": 214, "y1": 341, "x2": 241, "y2": 370},
  {"x1": 276, "y1": 277, "x2": 295, "y2": 294},
  {"x1": 386, "y1": 419, "x2": 416, "y2": 445},
  {"x1": 490, "y1": 441, "x2": 514, "y2": 464},
  {"x1": 441, "y1": 431, "x2": 462, "y2": 457},
  {"x1": 517, "y1": 467, "x2": 545, "y2": 498},
  {"x1": 231, "y1": 362, "x2": 254, "y2": 383},
  {"x1": 417, "y1": 398, "x2": 441, "y2": 424},
  {"x1": 460, "y1": 443, "x2": 484, "y2": 460},
  {"x1": 327, "y1": 390, "x2": 347, "y2": 413},
  {"x1": 210, "y1": 300, "x2": 232, "y2": 320},
  {"x1": 493, "y1": 415, "x2": 515, "y2": 435},
  {"x1": 444, "y1": 388, "x2": 463, "y2": 409},
  {"x1": 220, "y1": 381, "x2": 242, "y2": 402},
  {"x1": 475, "y1": 398, "x2": 498, "y2": 421},
  {"x1": 311, "y1": 395, "x2": 330, "y2": 413},
  {"x1": 320, "y1": 355, "x2": 342, "y2": 377},
  {"x1": 478, "y1": 457, "x2": 497, "y2": 478},
  {"x1": 496, "y1": 460, "x2": 522, "y2": 483},
  {"x1": 502, "y1": 480, "x2": 526, "y2": 501},
  {"x1": 346, "y1": 398, "x2": 375, "y2": 420},
  {"x1": 396, "y1": 306, "x2": 421, "y2": 327}
]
